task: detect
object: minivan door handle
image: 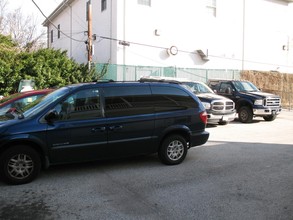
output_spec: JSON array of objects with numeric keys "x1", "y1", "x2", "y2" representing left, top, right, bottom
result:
[
  {"x1": 91, "y1": 127, "x2": 106, "y2": 132},
  {"x1": 109, "y1": 125, "x2": 123, "y2": 131}
]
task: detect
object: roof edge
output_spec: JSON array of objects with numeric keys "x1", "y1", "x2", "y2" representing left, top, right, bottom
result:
[{"x1": 42, "y1": 0, "x2": 76, "y2": 26}]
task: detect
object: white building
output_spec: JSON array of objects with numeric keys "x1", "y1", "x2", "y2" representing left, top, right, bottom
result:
[{"x1": 43, "y1": 0, "x2": 293, "y2": 74}]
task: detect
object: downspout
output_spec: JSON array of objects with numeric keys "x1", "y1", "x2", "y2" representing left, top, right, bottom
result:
[
  {"x1": 47, "y1": 26, "x2": 49, "y2": 48},
  {"x1": 123, "y1": 0, "x2": 126, "y2": 80},
  {"x1": 242, "y1": 0, "x2": 246, "y2": 71},
  {"x1": 110, "y1": 0, "x2": 113, "y2": 63},
  {"x1": 70, "y1": 4, "x2": 73, "y2": 58}
]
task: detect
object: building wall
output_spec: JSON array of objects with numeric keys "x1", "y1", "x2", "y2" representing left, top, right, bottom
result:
[{"x1": 45, "y1": 0, "x2": 293, "y2": 73}]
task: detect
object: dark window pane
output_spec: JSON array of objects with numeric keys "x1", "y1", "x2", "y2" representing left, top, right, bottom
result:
[
  {"x1": 101, "y1": 0, "x2": 107, "y2": 11},
  {"x1": 104, "y1": 86, "x2": 153, "y2": 117},
  {"x1": 56, "y1": 89, "x2": 101, "y2": 121},
  {"x1": 151, "y1": 86, "x2": 198, "y2": 112}
]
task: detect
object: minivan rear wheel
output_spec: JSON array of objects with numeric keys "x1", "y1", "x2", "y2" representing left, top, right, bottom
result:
[
  {"x1": 0, "y1": 145, "x2": 41, "y2": 185},
  {"x1": 158, "y1": 135, "x2": 187, "y2": 165}
]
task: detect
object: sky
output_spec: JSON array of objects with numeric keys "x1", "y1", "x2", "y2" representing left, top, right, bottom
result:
[{"x1": 6, "y1": 0, "x2": 63, "y2": 28}]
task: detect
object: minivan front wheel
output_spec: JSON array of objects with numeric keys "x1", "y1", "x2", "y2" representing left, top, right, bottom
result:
[
  {"x1": 0, "y1": 145, "x2": 41, "y2": 185},
  {"x1": 158, "y1": 135, "x2": 187, "y2": 165}
]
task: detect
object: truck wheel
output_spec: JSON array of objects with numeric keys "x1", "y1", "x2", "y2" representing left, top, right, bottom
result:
[
  {"x1": 238, "y1": 106, "x2": 253, "y2": 123},
  {"x1": 0, "y1": 145, "x2": 41, "y2": 185},
  {"x1": 263, "y1": 115, "x2": 277, "y2": 121},
  {"x1": 158, "y1": 135, "x2": 187, "y2": 165}
]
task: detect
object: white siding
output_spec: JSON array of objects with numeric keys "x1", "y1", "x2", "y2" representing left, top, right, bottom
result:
[{"x1": 45, "y1": 0, "x2": 293, "y2": 73}]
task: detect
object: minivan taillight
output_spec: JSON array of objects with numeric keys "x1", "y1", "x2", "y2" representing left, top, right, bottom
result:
[{"x1": 199, "y1": 111, "x2": 208, "y2": 124}]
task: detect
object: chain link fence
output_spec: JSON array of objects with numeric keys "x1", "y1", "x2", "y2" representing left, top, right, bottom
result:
[
  {"x1": 95, "y1": 64, "x2": 240, "y2": 82},
  {"x1": 95, "y1": 64, "x2": 292, "y2": 110}
]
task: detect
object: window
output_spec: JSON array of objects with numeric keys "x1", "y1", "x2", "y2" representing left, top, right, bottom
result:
[
  {"x1": 206, "y1": 0, "x2": 216, "y2": 17},
  {"x1": 101, "y1": 0, "x2": 107, "y2": 11},
  {"x1": 56, "y1": 89, "x2": 101, "y2": 121},
  {"x1": 104, "y1": 86, "x2": 153, "y2": 117},
  {"x1": 57, "y1": 24, "x2": 60, "y2": 39},
  {"x1": 138, "y1": 0, "x2": 151, "y2": 6},
  {"x1": 219, "y1": 82, "x2": 233, "y2": 94},
  {"x1": 51, "y1": 30, "x2": 54, "y2": 43},
  {"x1": 151, "y1": 86, "x2": 198, "y2": 112}
]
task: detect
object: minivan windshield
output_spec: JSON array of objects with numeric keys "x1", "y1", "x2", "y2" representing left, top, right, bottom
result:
[{"x1": 23, "y1": 87, "x2": 70, "y2": 118}]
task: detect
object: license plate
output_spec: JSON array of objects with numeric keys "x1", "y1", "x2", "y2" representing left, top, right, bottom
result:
[{"x1": 222, "y1": 116, "x2": 228, "y2": 121}]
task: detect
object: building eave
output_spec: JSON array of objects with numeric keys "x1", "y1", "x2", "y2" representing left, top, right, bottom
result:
[{"x1": 42, "y1": 0, "x2": 76, "y2": 27}]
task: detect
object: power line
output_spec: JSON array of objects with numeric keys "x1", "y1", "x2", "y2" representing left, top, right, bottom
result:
[
  {"x1": 31, "y1": 0, "x2": 84, "y2": 43},
  {"x1": 94, "y1": 34, "x2": 293, "y2": 69}
]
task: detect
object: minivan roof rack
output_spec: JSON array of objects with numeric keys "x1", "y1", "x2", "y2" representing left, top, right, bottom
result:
[
  {"x1": 139, "y1": 76, "x2": 182, "y2": 84},
  {"x1": 95, "y1": 79, "x2": 115, "y2": 83}
]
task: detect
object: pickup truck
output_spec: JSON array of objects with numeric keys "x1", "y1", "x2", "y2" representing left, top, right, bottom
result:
[{"x1": 208, "y1": 79, "x2": 281, "y2": 123}]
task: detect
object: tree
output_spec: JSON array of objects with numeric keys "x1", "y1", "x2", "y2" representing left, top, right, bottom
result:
[
  {"x1": 0, "y1": 0, "x2": 45, "y2": 52},
  {"x1": 0, "y1": 35, "x2": 19, "y2": 96},
  {"x1": 5, "y1": 8, "x2": 45, "y2": 52},
  {"x1": 0, "y1": 33, "x2": 98, "y2": 95},
  {"x1": 0, "y1": 0, "x2": 7, "y2": 33}
]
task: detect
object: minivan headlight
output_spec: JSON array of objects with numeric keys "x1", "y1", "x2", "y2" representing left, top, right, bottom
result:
[
  {"x1": 202, "y1": 102, "x2": 211, "y2": 110},
  {"x1": 254, "y1": 99, "x2": 263, "y2": 106}
]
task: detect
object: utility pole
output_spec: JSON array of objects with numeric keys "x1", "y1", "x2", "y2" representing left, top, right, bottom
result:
[{"x1": 87, "y1": 0, "x2": 93, "y2": 71}]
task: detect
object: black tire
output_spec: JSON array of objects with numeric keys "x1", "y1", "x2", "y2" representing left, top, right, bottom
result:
[
  {"x1": 263, "y1": 115, "x2": 277, "y2": 121},
  {"x1": 0, "y1": 145, "x2": 41, "y2": 185},
  {"x1": 158, "y1": 135, "x2": 187, "y2": 165},
  {"x1": 238, "y1": 106, "x2": 253, "y2": 123}
]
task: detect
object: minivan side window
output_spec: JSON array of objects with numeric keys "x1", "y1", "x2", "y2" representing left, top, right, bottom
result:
[
  {"x1": 103, "y1": 86, "x2": 153, "y2": 117},
  {"x1": 55, "y1": 88, "x2": 101, "y2": 121},
  {"x1": 151, "y1": 86, "x2": 198, "y2": 112}
]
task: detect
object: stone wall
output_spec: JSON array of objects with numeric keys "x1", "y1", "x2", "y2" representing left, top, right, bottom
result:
[{"x1": 241, "y1": 71, "x2": 293, "y2": 109}]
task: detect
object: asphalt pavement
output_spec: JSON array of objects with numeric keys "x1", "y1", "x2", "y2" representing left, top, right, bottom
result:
[{"x1": 0, "y1": 110, "x2": 292, "y2": 220}]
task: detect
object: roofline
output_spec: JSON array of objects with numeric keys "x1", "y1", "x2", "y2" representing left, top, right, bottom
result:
[{"x1": 42, "y1": 0, "x2": 76, "y2": 27}]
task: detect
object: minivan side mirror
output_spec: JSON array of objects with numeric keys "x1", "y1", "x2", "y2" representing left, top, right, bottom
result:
[{"x1": 45, "y1": 110, "x2": 59, "y2": 123}]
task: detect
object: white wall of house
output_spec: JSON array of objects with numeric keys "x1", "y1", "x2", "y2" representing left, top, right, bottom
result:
[{"x1": 44, "y1": 0, "x2": 293, "y2": 73}]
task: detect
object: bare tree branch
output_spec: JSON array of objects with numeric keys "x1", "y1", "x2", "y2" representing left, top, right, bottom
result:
[{"x1": 0, "y1": 0, "x2": 45, "y2": 52}]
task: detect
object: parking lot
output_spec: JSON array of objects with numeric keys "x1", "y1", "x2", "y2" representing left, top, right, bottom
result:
[{"x1": 0, "y1": 110, "x2": 292, "y2": 220}]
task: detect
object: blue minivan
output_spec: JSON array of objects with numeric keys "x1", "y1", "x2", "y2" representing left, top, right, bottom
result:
[{"x1": 0, "y1": 81, "x2": 209, "y2": 184}]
